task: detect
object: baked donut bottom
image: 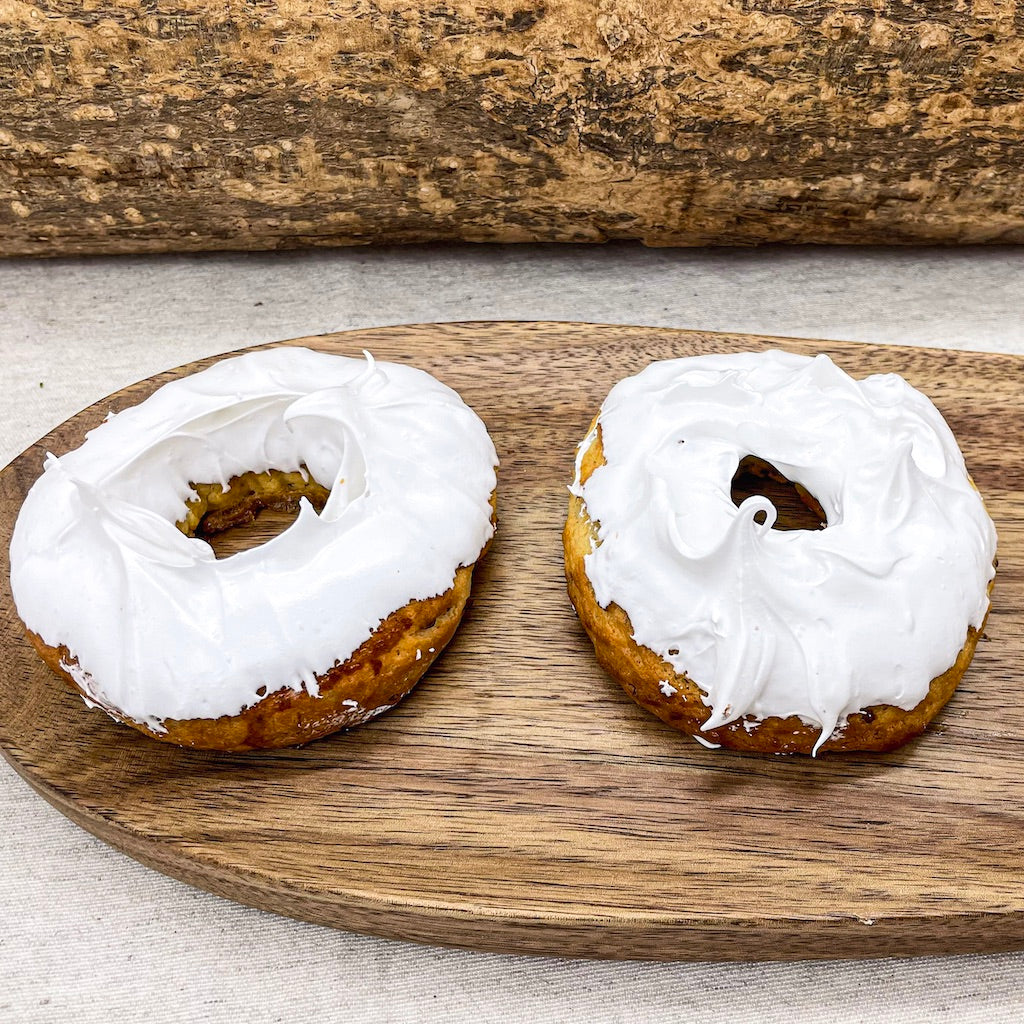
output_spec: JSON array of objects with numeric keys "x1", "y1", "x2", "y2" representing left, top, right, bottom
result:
[
  {"x1": 27, "y1": 468, "x2": 493, "y2": 752},
  {"x1": 564, "y1": 424, "x2": 991, "y2": 755}
]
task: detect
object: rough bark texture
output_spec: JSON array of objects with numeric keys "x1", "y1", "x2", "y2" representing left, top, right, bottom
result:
[{"x1": 2, "y1": 0, "x2": 1024, "y2": 255}]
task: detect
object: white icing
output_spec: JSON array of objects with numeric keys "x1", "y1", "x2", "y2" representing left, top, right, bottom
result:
[
  {"x1": 575, "y1": 350, "x2": 996, "y2": 752},
  {"x1": 11, "y1": 347, "x2": 497, "y2": 726},
  {"x1": 693, "y1": 735, "x2": 722, "y2": 749}
]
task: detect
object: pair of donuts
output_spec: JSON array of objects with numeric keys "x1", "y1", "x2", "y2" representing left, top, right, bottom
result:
[{"x1": 10, "y1": 346, "x2": 997, "y2": 755}]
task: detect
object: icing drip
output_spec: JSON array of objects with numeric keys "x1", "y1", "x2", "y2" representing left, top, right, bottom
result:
[
  {"x1": 575, "y1": 350, "x2": 996, "y2": 751},
  {"x1": 10, "y1": 347, "x2": 498, "y2": 727}
]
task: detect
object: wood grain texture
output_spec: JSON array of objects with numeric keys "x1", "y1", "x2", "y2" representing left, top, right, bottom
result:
[
  {"x1": 2, "y1": 1, "x2": 1024, "y2": 256},
  {"x1": 2, "y1": 321, "x2": 1024, "y2": 962}
]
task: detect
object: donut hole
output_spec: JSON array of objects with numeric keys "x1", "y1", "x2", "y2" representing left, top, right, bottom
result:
[
  {"x1": 178, "y1": 468, "x2": 330, "y2": 558},
  {"x1": 730, "y1": 455, "x2": 827, "y2": 532}
]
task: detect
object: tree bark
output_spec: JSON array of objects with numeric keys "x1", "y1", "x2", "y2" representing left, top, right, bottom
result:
[{"x1": 2, "y1": 0, "x2": 1024, "y2": 256}]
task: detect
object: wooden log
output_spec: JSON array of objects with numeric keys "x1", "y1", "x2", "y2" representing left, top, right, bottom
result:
[{"x1": 1, "y1": 0, "x2": 1024, "y2": 255}]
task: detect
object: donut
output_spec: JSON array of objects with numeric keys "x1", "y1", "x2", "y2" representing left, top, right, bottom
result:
[
  {"x1": 10, "y1": 347, "x2": 498, "y2": 751},
  {"x1": 564, "y1": 350, "x2": 997, "y2": 755}
]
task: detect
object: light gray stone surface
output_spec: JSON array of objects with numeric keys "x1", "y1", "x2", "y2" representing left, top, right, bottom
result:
[{"x1": 2, "y1": 243, "x2": 1023, "y2": 1023}]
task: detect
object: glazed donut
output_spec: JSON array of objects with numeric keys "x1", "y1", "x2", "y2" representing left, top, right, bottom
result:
[
  {"x1": 11, "y1": 347, "x2": 498, "y2": 751},
  {"x1": 564, "y1": 350, "x2": 997, "y2": 755}
]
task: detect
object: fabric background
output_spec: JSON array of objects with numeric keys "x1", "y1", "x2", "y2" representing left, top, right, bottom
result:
[{"x1": 2, "y1": 243, "x2": 1023, "y2": 1023}]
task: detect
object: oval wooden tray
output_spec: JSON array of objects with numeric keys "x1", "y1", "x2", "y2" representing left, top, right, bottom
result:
[{"x1": 2, "y1": 322, "x2": 1023, "y2": 962}]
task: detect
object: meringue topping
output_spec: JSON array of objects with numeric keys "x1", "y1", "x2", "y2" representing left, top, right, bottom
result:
[
  {"x1": 573, "y1": 350, "x2": 996, "y2": 750},
  {"x1": 10, "y1": 347, "x2": 498, "y2": 729}
]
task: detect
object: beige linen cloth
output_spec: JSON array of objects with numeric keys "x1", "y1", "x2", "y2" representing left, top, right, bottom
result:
[{"x1": 2, "y1": 244, "x2": 1023, "y2": 1024}]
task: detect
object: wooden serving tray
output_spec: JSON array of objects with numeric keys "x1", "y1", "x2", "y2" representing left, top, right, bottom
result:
[{"x1": 2, "y1": 322, "x2": 1023, "y2": 962}]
